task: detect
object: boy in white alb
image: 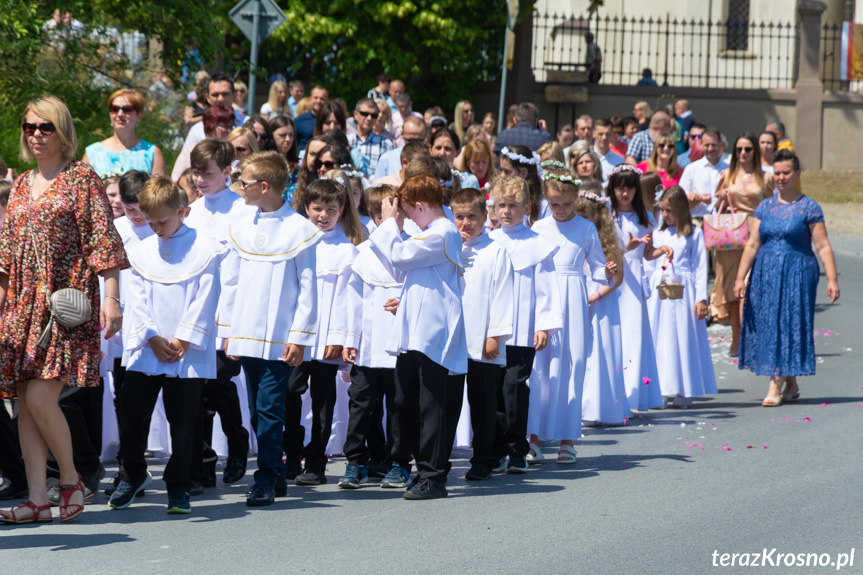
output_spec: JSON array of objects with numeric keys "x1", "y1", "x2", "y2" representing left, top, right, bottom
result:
[
  {"x1": 220, "y1": 151, "x2": 322, "y2": 507},
  {"x1": 338, "y1": 185, "x2": 403, "y2": 488},
  {"x1": 106, "y1": 170, "x2": 153, "y2": 497},
  {"x1": 110, "y1": 176, "x2": 223, "y2": 515},
  {"x1": 185, "y1": 139, "x2": 253, "y2": 485},
  {"x1": 449, "y1": 188, "x2": 514, "y2": 481},
  {"x1": 488, "y1": 176, "x2": 563, "y2": 473},
  {"x1": 370, "y1": 173, "x2": 467, "y2": 500}
]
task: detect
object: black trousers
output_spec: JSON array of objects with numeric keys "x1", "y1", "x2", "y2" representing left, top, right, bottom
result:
[
  {"x1": 0, "y1": 400, "x2": 24, "y2": 484},
  {"x1": 494, "y1": 346, "x2": 534, "y2": 459},
  {"x1": 48, "y1": 387, "x2": 103, "y2": 478},
  {"x1": 343, "y1": 366, "x2": 395, "y2": 465},
  {"x1": 391, "y1": 351, "x2": 449, "y2": 482},
  {"x1": 117, "y1": 372, "x2": 204, "y2": 493},
  {"x1": 466, "y1": 360, "x2": 503, "y2": 467},
  {"x1": 202, "y1": 350, "x2": 249, "y2": 460},
  {"x1": 444, "y1": 374, "x2": 465, "y2": 463},
  {"x1": 286, "y1": 360, "x2": 338, "y2": 472},
  {"x1": 111, "y1": 358, "x2": 129, "y2": 472}
]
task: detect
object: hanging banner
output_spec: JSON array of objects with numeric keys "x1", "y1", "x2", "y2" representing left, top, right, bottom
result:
[{"x1": 840, "y1": 22, "x2": 863, "y2": 81}]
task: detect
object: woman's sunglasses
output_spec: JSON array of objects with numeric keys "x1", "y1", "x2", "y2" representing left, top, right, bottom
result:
[
  {"x1": 110, "y1": 105, "x2": 136, "y2": 114},
  {"x1": 318, "y1": 160, "x2": 337, "y2": 170},
  {"x1": 22, "y1": 122, "x2": 56, "y2": 136}
]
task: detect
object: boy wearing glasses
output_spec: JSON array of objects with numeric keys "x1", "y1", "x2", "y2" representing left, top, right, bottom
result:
[
  {"x1": 347, "y1": 97, "x2": 394, "y2": 176},
  {"x1": 220, "y1": 151, "x2": 322, "y2": 506},
  {"x1": 185, "y1": 138, "x2": 254, "y2": 487}
]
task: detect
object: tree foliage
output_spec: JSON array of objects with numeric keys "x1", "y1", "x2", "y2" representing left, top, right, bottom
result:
[
  {"x1": 268, "y1": 0, "x2": 519, "y2": 109},
  {"x1": 0, "y1": 1, "x2": 226, "y2": 171}
]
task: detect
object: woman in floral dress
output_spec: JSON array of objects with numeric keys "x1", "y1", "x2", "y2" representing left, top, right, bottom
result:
[{"x1": 0, "y1": 96, "x2": 127, "y2": 524}]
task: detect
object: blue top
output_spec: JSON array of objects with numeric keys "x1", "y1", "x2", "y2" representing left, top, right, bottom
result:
[
  {"x1": 295, "y1": 112, "x2": 317, "y2": 152},
  {"x1": 739, "y1": 195, "x2": 825, "y2": 376},
  {"x1": 85, "y1": 140, "x2": 156, "y2": 178}
]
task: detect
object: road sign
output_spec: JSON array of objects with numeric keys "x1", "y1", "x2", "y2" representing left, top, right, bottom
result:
[
  {"x1": 229, "y1": 0, "x2": 286, "y2": 43},
  {"x1": 229, "y1": 0, "x2": 287, "y2": 116}
]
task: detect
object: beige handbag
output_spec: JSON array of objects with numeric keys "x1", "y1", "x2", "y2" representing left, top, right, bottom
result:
[{"x1": 28, "y1": 172, "x2": 92, "y2": 349}]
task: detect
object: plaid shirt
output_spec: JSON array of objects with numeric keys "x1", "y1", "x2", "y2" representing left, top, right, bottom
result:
[
  {"x1": 626, "y1": 130, "x2": 655, "y2": 163},
  {"x1": 347, "y1": 132, "x2": 394, "y2": 175},
  {"x1": 492, "y1": 122, "x2": 552, "y2": 153}
]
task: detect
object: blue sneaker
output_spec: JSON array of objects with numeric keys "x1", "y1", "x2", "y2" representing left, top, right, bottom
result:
[
  {"x1": 380, "y1": 463, "x2": 410, "y2": 488},
  {"x1": 166, "y1": 491, "x2": 191, "y2": 514},
  {"x1": 109, "y1": 471, "x2": 152, "y2": 510},
  {"x1": 337, "y1": 464, "x2": 368, "y2": 489}
]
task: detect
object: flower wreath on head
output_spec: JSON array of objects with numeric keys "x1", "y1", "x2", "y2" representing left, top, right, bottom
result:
[
  {"x1": 541, "y1": 159, "x2": 567, "y2": 169},
  {"x1": 578, "y1": 189, "x2": 612, "y2": 207},
  {"x1": 541, "y1": 173, "x2": 583, "y2": 186},
  {"x1": 338, "y1": 164, "x2": 365, "y2": 180},
  {"x1": 501, "y1": 147, "x2": 540, "y2": 166},
  {"x1": 611, "y1": 164, "x2": 643, "y2": 177}
]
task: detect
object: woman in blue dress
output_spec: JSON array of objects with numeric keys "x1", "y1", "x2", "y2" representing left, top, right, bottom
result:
[
  {"x1": 82, "y1": 89, "x2": 167, "y2": 178},
  {"x1": 734, "y1": 150, "x2": 840, "y2": 406}
]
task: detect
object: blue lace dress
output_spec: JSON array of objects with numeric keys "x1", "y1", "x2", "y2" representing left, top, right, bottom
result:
[
  {"x1": 739, "y1": 195, "x2": 824, "y2": 376},
  {"x1": 84, "y1": 140, "x2": 156, "y2": 178}
]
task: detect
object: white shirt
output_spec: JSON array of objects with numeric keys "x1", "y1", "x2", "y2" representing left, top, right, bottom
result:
[
  {"x1": 594, "y1": 146, "x2": 625, "y2": 181},
  {"x1": 461, "y1": 234, "x2": 514, "y2": 365},
  {"x1": 678, "y1": 156, "x2": 729, "y2": 217},
  {"x1": 185, "y1": 188, "x2": 255, "y2": 244},
  {"x1": 308, "y1": 227, "x2": 358, "y2": 363},
  {"x1": 221, "y1": 201, "x2": 322, "y2": 361},
  {"x1": 114, "y1": 216, "x2": 155, "y2": 366},
  {"x1": 344, "y1": 240, "x2": 405, "y2": 369},
  {"x1": 125, "y1": 225, "x2": 223, "y2": 379},
  {"x1": 369, "y1": 217, "x2": 468, "y2": 374},
  {"x1": 489, "y1": 223, "x2": 563, "y2": 347}
]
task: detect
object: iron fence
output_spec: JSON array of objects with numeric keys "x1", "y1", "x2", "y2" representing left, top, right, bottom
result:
[
  {"x1": 819, "y1": 22, "x2": 863, "y2": 91},
  {"x1": 532, "y1": 12, "x2": 800, "y2": 90}
]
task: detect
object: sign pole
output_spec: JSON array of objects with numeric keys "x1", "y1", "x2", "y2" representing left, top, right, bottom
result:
[
  {"x1": 497, "y1": 10, "x2": 510, "y2": 134},
  {"x1": 247, "y1": 0, "x2": 261, "y2": 115}
]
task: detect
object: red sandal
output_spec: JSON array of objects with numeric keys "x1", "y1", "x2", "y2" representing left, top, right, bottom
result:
[
  {"x1": 1, "y1": 500, "x2": 53, "y2": 524},
  {"x1": 59, "y1": 475, "x2": 85, "y2": 522}
]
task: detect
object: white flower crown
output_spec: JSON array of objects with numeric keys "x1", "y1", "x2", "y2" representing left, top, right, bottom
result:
[
  {"x1": 611, "y1": 164, "x2": 643, "y2": 177},
  {"x1": 541, "y1": 173, "x2": 583, "y2": 186},
  {"x1": 501, "y1": 147, "x2": 540, "y2": 166},
  {"x1": 578, "y1": 190, "x2": 611, "y2": 207},
  {"x1": 338, "y1": 164, "x2": 364, "y2": 180},
  {"x1": 540, "y1": 160, "x2": 567, "y2": 169}
]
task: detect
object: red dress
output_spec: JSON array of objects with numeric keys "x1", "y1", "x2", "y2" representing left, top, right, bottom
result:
[{"x1": 0, "y1": 160, "x2": 128, "y2": 397}]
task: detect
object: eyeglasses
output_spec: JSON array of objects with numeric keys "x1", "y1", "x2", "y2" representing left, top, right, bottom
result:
[
  {"x1": 690, "y1": 134, "x2": 703, "y2": 140},
  {"x1": 736, "y1": 146, "x2": 753, "y2": 153},
  {"x1": 22, "y1": 122, "x2": 56, "y2": 136},
  {"x1": 110, "y1": 105, "x2": 136, "y2": 114},
  {"x1": 234, "y1": 146, "x2": 248, "y2": 153},
  {"x1": 319, "y1": 160, "x2": 337, "y2": 170},
  {"x1": 239, "y1": 178, "x2": 260, "y2": 189},
  {"x1": 356, "y1": 110, "x2": 380, "y2": 119}
]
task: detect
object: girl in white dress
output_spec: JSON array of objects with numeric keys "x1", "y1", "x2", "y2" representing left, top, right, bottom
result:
[
  {"x1": 575, "y1": 181, "x2": 631, "y2": 427},
  {"x1": 608, "y1": 165, "x2": 669, "y2": 412},
  {"x1": 647, "y1": 185, "x2": 717, "y2": 407},
  {"x1": 529, "y1": 171, "x2": 608, "y2": 464}
]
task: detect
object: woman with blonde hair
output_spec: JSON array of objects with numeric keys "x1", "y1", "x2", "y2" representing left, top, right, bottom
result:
[
  {"x1": 461, "y1": 140, "x2": 494, "y2": 188},
  {"x1": 226, "y1": 127, "x2": 259, "y2": 162},
  {"x1": 83, "y1": 88, "x2": 167, "y2": 177},
  {"x1": 0, "y1": 95, "x2": 127, "y2": 524},
  {"x1": 713, "y1": 132, "x2": 774, "y2": 357},
  {"x1": 373, "y1": 99, "x2": 395, "y2": 142},
  {"x1": 537, "y1": 141, "x2": 565, "y2": 164},
  {"x1": 450, "y1": 100, "x2": 475, "y2": 142},
  {"x1": 633, "y1": 101, "x2": 652, "y2": 131},
  {"x1": 260, "y1": 80, "x2": 288, "y2": 119},
  {"x1": 637, "y1": 134, "x2": 684, "y2": 189}
]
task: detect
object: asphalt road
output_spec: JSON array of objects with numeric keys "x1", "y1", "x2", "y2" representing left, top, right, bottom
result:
[{"x1": 2, "y1": 237, "x2": 862, "y2": 575}]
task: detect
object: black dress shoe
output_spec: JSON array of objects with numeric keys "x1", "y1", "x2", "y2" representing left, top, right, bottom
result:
[
  {"x1": 223, "y1": 458, "x2": 247, "y2": 485},
  {"x1": 246, "y1": 483, "x2": 275, "y2": 507},
  {"x1": 0, "y1": 479, "x2": 28, "y2": 501},
  {"x1": 403, "y1": 477, "x2": 447, "y2": 500},
  {"x1": 189, "y1": 481, "x2": 205, "y2": 496},
  {"x1": 274, "y1": 479, "x2": 288, "y2": 497}
]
